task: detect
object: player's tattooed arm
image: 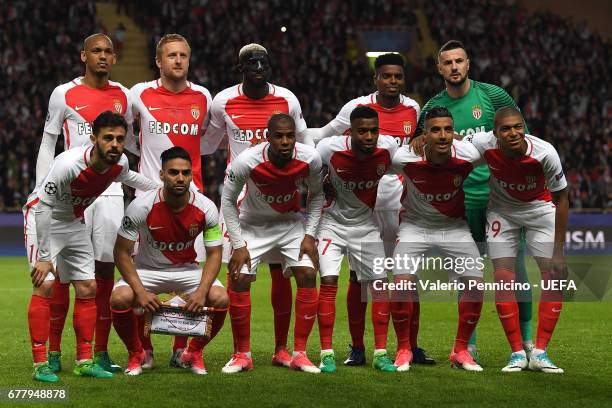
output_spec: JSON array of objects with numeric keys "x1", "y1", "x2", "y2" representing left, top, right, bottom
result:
[{"x1": 114, "y1": 235, "x2": 161, "y2": 312}]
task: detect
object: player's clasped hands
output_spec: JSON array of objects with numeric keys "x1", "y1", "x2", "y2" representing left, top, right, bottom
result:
[
  {"x1": 30, "y1": 260, "x2": 54, "y2": 287},
  {"x1": 299, "y1": 234, "x2": 319, "y2": 271},
  {"x1": 229, "y1": 246, "x2": 252, "y2": 280},
  {"x1": 134, "y1": 290, "x2": 162, "y2": 313}
]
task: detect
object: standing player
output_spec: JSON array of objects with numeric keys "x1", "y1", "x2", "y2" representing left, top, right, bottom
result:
[
  {"x1": 111, "y1": 147, "x2": 228, "y2": 376},
  {"x1": 309, "y1": 53, "x2": 429, "y2": 365},
  {"x1": 470, "y1": 107, "x2": 568, "y2": 373},
  {"x1": 413, "y1": 40, "x2": 532, "y2": 359},
  {"x1": 128, "y1": 33, "x2": 212, "y2": 365},
  {"x1": 221, "y1": 114, "x2": 323, "y2": 374},
  {"x1": 316, "y1": 106, "x2": 405, "y2": 373},
  {"x1": 26, "y1": 33, "x2": 131, "y2": 374},
  {"x1": 392, "y1": 107, "x2": 485, "y2": 372},
  {"x1": 27, "y1": 112, "x2": 157, "y2": 381},
  {"x1": 201, "y1": 44, "x2": 312, "y2": 367}
]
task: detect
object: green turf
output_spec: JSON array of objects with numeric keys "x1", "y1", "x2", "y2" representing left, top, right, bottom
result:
[{"x1": 1, "y1": 256, "x2": 610, "y2": 407}]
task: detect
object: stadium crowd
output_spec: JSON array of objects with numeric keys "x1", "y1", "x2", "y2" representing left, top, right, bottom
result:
[{"x1": 0, "y1": 0, "x2": 609, "y2": 210}]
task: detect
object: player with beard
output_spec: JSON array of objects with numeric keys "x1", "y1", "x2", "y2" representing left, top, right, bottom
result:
[
  {"x1": 412, "y1": 40, "x2": 532, "y2": 361},
  {"x1": 127, "y1": 33, "x2": 213, "y2": 367},
  {"x1": 27, "y1": 112, "x2": 157, "y2": 381},
  {"x1": 201, "y1": 44, "x2": 312, "y2": 368},
  {"x1": 24, "y1": 33, "x2": 132, "y2": 374}
]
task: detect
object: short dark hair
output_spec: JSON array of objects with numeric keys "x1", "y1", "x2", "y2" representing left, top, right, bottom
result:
[
  {"x1": 494, "y1": 106, "x2": 523, "y2": 128},
  {"x1": 350, "y1": 106, "x2": 378, "y2": 122},
  {"x1": 267, "y1": 113, "x2": 295, "y2": 131},
  {"x1": 425, "y1": 106, "x2": 453, "y2": 122},
  {"x1": 161, "y1": 146, "x2": 192, "y2": 166},
  {"x1": 92, "y1": 111, "x2": 128, "y2": 135},
  {"x1": 374, "y1": 53, "x2": 405, "y2": 71},
  {"x1": 438, "y1": 40, "x2": 467, "y2": 57}
]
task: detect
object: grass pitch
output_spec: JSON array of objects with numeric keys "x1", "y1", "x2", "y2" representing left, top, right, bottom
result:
[{"x1": 0, "y1": 256, "x2": 610, "y2": 407}]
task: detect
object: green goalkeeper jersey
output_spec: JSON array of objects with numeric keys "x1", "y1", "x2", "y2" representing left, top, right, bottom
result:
[{"x1": 415, "y1": 80, "x2": 527, "y2": 209}]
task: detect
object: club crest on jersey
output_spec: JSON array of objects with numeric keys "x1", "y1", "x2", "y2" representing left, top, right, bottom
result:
[
  {"x1": 189, "y1": 223, "x2": 200, "y2": 237},
  {"x1": 377, "y1": 163, "x2": 386, "y2": 176},
  {"x1": 191, "y1": 104, "x2": 200, "y2": 120},
  {"x1": 113, "y1": 99, "x2": 123, "y2": 114},
  {"x1": 472, "y1": 105, "x2": 482, "y2": 120},
  {"x1": 403, "y1": 121, "x2": 412, "y2": 136},
  {"x1": 453, "y1": 175, "x2": 463, "y2": 187},
  {"x1": 525, "y1": 175, "x2": 536, "y2": 184}
]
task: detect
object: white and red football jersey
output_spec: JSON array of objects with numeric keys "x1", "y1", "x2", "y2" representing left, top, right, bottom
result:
[
  {"x1": 44, "y1": 77, "x2": 131, "y2": 195},
  {"x1": 469, "y1": 132, "x2": 567, "y2": 211},
  {"x1": 326, "y1": 92, "x2": 420, "y2": 211},
  {"x1": 35, "y1": 145, "x2": 158, "y2": 232},
  {"x1": 221, "y1": 142, "x2": 323, "y2": 248},
  {"x1": 205, "y1": 83, "x2": 307, "y2": 161},
  {"x1": 317, "y1": 135, "x2": 397, "y2": 225},
  {"x1": 119, "y1": 188, "x2": 222, "y2": 272},
  {"x1": 129, "y1": 79, "x2": 212, "y2": 192},
  {"x1": 392, "y1": 140, "x2": 482, "y2": 228}
]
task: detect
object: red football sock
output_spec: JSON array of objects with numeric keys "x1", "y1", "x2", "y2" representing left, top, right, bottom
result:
[
  {"x1": 137, "y1": 313, "x2": 153, "y2": 351},
  {"x1": 270, "y1": 265, "x2": 292, "y2": 351},
  {"x1": 28, "y1": 295, "x2": 51, "y2": 363},
  {"x1": 317, "y1": 284, "x2": 337, "y2": 350},
  {"x1": 496, "y1": 301, "x2": 522, "y2": 352},
  {"x1": 371, "y1": 289, "x2": 390, "y2": 350},
  {"x1": 347, "y1": 280, "x2": 366, "y2": 349},
  {"x1": 73, "y1": 298, "x2": 96, "y2": 361},
  {"x1": 173, "y1": 336, "x2": 188, "y2": 352},
  {"x1": 94, "y1": 276, "x2": 114, "y2": 353},
  {"x1": 536, "y1": 301, "x2": 562, "y2": 350},
  {"x1": 112, "y1": 308, "x2": 143, "y2": 353},
  {"x1": 454, "y1": 291, "x2": 483, "y2": 353},
  {"x1": 187, "y1": 310, "x2": 228, "y2": 352},
  {"x1": 294, "y1": 287, "x2": 318, "y2": 352},
  {"x1": 48, "y1": 280, "x2": 69, "y2": 353},
  {"x1": 409, "y1": 299, "x2": 420, "y2": 349},
  {"x1": 391, "y1": 301, "x2": 412, "y2": 351},
  {"x1": 229, "y1": 289, "x2": 251, "y2": 353}
]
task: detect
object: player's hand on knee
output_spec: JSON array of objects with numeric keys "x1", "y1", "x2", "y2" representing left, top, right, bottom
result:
[
  {"x1": 135, "y1": 290, "x2": 161, "y2": 312},
  {"x1": 409, "y1": 136, "x2": 425, "y2": 157},
  {"x1": 31, "y1": 260, "x2": 54, "y2": 287},
  {"x1": 185, "y1": 289, "x2": 208, "y2": 313},
  {"x1": 299, "y1": 234, "x2": 319, "y2": 271},
  {"x1": 229, "y1": 246, "x2": 251, "y2": 280}
]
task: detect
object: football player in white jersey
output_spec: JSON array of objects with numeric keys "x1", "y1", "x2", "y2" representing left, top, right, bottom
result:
[
  {"x1": 470, "y1": 107, "x2": 569, "y2": 373},
  {"x1": 127, "y1": 33, "x2": 213, "y2": 367},
  {"x1": 392, "y1": 107, "x2": 486, "y2": 372},
  {"x1": 26, "y1": 33, "x2": 132, "y2": 374},
  {"x1": 28, "y1": 112, "x2": 157, "y2": 382},
  {"x1": 221, "y1": 114, "x2": 323, "y2": 374},
  {"x1": 201, "y1": 44, "x2": 312, "y2": 367},
  {"x1": 111, "y1": 147, "x2": 228, "y2": 376}
]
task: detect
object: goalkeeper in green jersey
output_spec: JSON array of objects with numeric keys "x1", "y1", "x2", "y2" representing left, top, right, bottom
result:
[{"x1": 414, "y1": 40, "x2": 533, "y2": 361}]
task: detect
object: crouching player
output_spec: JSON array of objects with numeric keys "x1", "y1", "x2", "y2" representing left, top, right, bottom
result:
[
  {"x1": 27, "y1": 111, "x2": 158, "y2": 382},
  {"x1": 392, "y1": 107, "x2": 485, "y2": 371},
  {"x1": 316, "y1": 106, "x2": 407, "y2": 373},
  {"x1": 221, "y1": 114, "x2": 323, "y2": 374},
  {"x1": 111, "y1": 147, "x2": 228, "y2": 376},
  {"x1": 470, "y1": 107, "x2": 568, "y2": 373}
]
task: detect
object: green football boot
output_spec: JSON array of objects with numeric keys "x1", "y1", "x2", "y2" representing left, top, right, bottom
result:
[
  {"x1": 372, "y1": 351, "x2": 397, "y2": 372},
  {"x1": 319, "y1": 351, "x2": 337, "y2": 373},
  {"x1": 33, "y1": 362, "x2": 59, "y2": 382},
  {"x1": 48, "y1": 351, "x2": 62, "y2": 372},
  {"x1": 94, "y1": 351, "x2": 122, "y2": 373},
  {"x1": 73, "y1": 360, "x2": 114, "y2": 378}
]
